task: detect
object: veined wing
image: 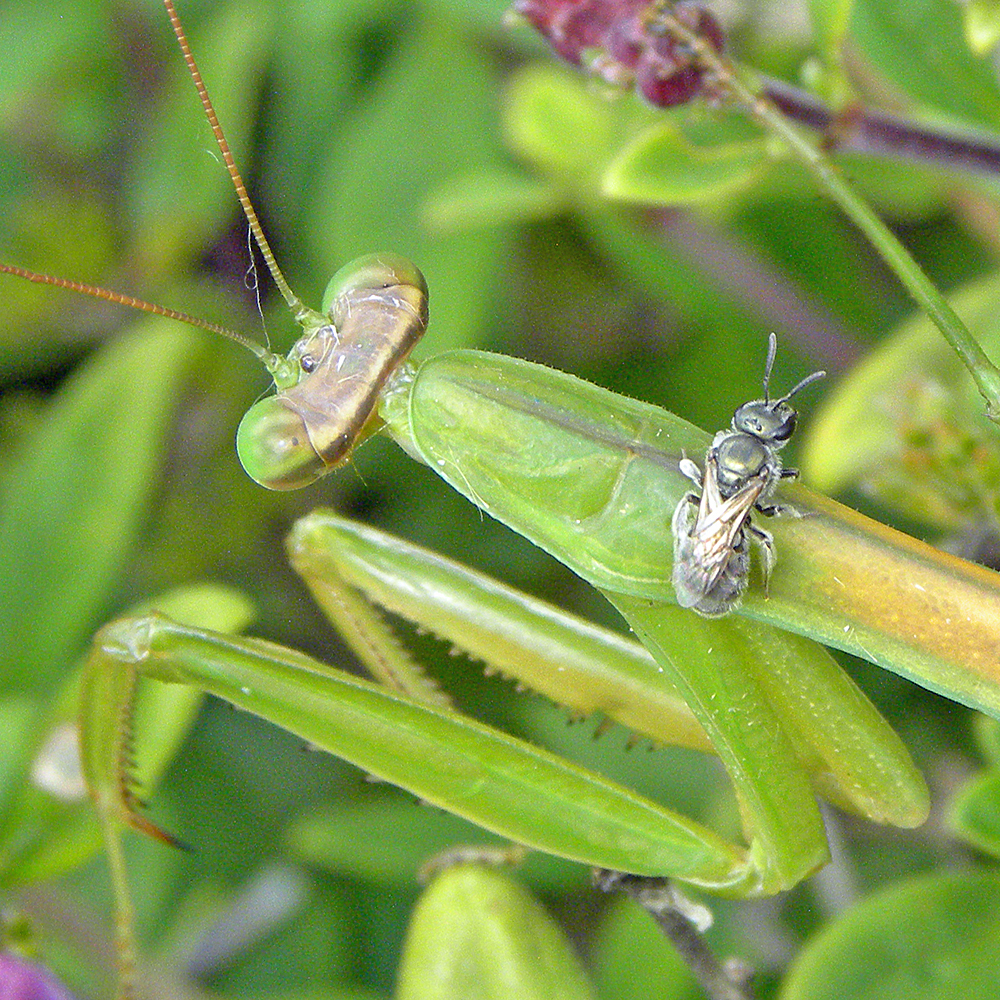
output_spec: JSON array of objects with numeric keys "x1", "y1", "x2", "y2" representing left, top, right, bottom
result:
[{"x1": 686, "y1": 462, "x2": 768, "y2": 596}]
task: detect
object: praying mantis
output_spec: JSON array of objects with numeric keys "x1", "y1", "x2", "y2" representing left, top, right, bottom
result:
[{"x1": 5, "y1": 1, "x2": 1000, "y2": 996}]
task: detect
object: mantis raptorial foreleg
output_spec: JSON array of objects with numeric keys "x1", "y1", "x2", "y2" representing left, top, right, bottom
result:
[{"x1": 83, "y1": 509, "x2": 927, "y2": 906}]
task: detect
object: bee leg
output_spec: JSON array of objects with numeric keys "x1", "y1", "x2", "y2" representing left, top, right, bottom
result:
[
  {"x1": 759, "y1": 500, "x2": 818, "y2": 522},
  {"x1": 779, "y1": 467, "x2": 799, "y2": 479},
  {"x1": 757, "y1": 502, "x2": 786, "y2": 517},
  {"x1": 756, "y1": 501, "x2": 805, "y2": 519},
  {"x1": 746, "y1": 522, "x2": 776, "y2": 595},
  {"x1": 678, "y1": 455, "x2": 703, "y2": 489}
]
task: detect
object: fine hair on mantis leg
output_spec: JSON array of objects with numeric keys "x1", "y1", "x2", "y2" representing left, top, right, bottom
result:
[{"x1": 7, "y1": 2, "x2": 1000, "y2": 999}]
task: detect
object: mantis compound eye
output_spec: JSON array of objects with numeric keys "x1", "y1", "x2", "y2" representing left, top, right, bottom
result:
[
  {"x1": 236, "y1": 396, "x2": 328, "y2": 490},
  {"x1": 321, "y1": 253, "x2": 428, "y2": 318}
]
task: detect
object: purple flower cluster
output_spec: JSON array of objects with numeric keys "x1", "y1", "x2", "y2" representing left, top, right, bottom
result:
[
  {"x1": 513, "y1": 0, "x2": 725, "y2": 107},
  {"x1": 0, "y1": 955, "x2": 79, "y2": 1000}
]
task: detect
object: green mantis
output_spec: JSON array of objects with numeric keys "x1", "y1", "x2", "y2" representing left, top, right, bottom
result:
[{"x1": 5, "y1": 1, "x2": 1000, "y2": 996}]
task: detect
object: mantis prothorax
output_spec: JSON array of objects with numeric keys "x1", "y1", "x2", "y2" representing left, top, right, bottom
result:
[{"x1": 5, "y1": 2, "x2": 1000, "y2": 997}]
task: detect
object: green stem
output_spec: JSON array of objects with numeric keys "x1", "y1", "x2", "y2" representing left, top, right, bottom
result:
[
  {"x1": 654, "y1": 5, "x2": 1000, "y2": 423},
  {"x1": 99, "y1": 816, "x2": 138, "y2": 1000},
  {"x1": 748, "y1": 84, "x2": 1000, "y2": 418}
]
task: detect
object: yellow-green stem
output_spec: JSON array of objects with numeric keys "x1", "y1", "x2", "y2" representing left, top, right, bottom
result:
[{"x1": 100, "y1": 816, "x2": 138, "y2": 1000}]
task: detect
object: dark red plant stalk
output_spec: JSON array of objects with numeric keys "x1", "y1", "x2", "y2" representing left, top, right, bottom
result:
[{"x1": 513, "y1": 0, "x2": 725, "y2": 107}]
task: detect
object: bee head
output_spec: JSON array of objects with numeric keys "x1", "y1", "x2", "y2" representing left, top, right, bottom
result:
[
  {"x1": 731, "y1": 334, "x2": 825, "y2": 445},
  {"x1": 732, "y1": 398, "x2": 798, "y2": 443}
]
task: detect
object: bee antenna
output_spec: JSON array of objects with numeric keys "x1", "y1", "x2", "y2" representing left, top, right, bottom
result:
[
  {"x1": 774, "y1": 368, "x2": 827, "y2": 406},
  {"x1": 762, "y1": 333, "x2": 778, "y2": 402}
]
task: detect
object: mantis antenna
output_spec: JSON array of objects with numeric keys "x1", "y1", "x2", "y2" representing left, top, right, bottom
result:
[
  {"x1": 0, "y1": 262, "x2": 282, "y2": 370},
  {"x1": 0, "y1": 0, "x2": 430, "y2": 492},
  {"x1": 160, "y1": 0, "x2": 430, "y2": 489},
  {"x1": 161, "y1": 0, "x2": 323, "y2": 332}
]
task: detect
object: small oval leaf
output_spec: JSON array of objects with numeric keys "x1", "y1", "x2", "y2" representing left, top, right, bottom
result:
[
  {"x1": 603, "y1": 125, "x2": 770, "y2": 206},
  {"x1": 0, "y1": 322, "x2": 202, "y2": 694},
  {"x1": 963, "y1": 0, "x2": 1000, "y2": 55},
  {"x1": 781, "y1": 871, "x2": 1000, "y2": 1000},
  {"x1": 950, "y1": 771, "x2": 1000, "y2": 859},
  {"x1": 809, "y1": 0, "x2": 855, "y2": 57},
  {"x1": 802, "y1": 272, "x2": 1000, "y2": 531},
  {"x1": 851, "y1": 0, "x2": 1000, "y2": 127}
]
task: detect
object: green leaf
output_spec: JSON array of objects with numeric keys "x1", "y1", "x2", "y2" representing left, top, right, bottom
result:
[
  {"x1": 950, "y1": 771, "x2": 1000, "y2": 859},
  {"x1": 0, "y1": 582, "x2": 253, "y2": 890},
  {"x1": 0, "y1": 0, "x2": 112, "y2": 156},
  {"x1": 602, "y1": 125, "x2": 771, "y2": 206},
  {"x1": 259, "y1": 0, "x2": 379, "y2": 251},
  {"x1": 851, "y1": 0, "x2": 1000, "y2": 127},
  {"x1": 128, "y1": 1, "x2": 275, "y2": 275},
  {"x1": 288, "y1": 799, "x2": 583, "y2": 891},
  {"x1": 808, "y1": 0, "x2": 855, "y2": 57},
  {"x1": 503, "y1": 65, "x2": 625, "y2": 195},
  {"x1": 801, "y1": 272, "x2": 1000, "y2": 531},
  {"x1": 305, "y1": 16, "x2": 510, "y2": 356},
  {"x1": 396, "y1": 866, "x2": 595, "y2": 1000},
  {"x1": 0, "y1": 321, "x2": 203, "y2": 694},
  {"x1": 0, "y1": 189, "x2": 118, "y2": 380},
  {"x1": 972, "y1": 715, "x2": 1000, "y2": 769},
  {"x1": 591, "y1": 896, "x2": 701, "y2": 1000},
  {"x1": 780, "y1": 871, "x2": 1000, "y2": 999},
  {"x1": 421, "y1": 170, "x2": 564, "y2": 233},
  {"x1": 131, "y1": 582, "x2": 256, "y2": 793}
]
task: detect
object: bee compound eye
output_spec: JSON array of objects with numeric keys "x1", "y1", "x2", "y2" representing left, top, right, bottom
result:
[{"x1": 771, "y1": 408, "x2": 797, "y2": 442}]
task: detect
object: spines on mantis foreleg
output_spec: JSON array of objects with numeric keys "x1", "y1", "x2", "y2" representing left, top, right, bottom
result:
[
  {"x1": 80, "y1": 616, "x2": 186, "y2": 850},
  {"x1": 287, "y1": 511, "x2": 714, "y2": 754},
  {"x1": 291, "y1": 541, "x2": 455, "y2": 710},
  {"x1": 81, "y1": 611, "x2": 752, "y2": 890}
]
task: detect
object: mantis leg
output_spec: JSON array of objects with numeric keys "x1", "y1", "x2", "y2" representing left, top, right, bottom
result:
[
  {"x1": 287, "y1": 512, "x2": 926, "y2": 894},
  {"x1": 82, "y1": 509, "x2": 928, "y2": 906},
  {"x1": 81, "y1": 614, "x2": 751, "y2": 891},
  {"x1": 79, "y1": 510, "x2": 929, "y2": 998}
]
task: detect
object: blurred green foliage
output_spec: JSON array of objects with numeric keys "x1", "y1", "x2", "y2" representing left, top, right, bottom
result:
[{"x1": 2, "y1": 0, "x2": 1000, "y2": 997}]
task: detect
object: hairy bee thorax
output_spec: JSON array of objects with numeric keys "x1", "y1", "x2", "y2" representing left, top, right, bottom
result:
[{"x1": 710, "y1": 430, "x2": 779, "y2": 497}]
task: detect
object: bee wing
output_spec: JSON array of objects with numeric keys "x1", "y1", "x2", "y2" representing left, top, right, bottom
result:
[{"x1": 679, "y1": 462, "x2": 767, "y2": 601}]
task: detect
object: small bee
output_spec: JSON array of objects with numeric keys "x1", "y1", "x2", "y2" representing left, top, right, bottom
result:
[{"x1": 672, "y1": 334, "x2": 825, "y2": 616}]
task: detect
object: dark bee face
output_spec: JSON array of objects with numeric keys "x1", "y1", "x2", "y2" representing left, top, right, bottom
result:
[{"x1": 732, "y1": 400, "x2": 797, "y2": 444}]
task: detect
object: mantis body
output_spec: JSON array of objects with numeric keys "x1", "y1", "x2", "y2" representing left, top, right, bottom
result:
[{"x1": 6, "y1": 1, "x2": 1000, "y2": 995}]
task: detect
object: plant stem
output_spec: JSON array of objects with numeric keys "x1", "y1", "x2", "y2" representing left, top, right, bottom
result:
[
  {"x1": 594, "y1": 870, "x2": 757, "y2": 1000},
  {"x1": 761, "y1": 76, "x2": 1000, "y2": 179},
  {"x1": 100, "y1": 816, "x2": 138, "y2": 1000},
  {"x1": 652, "y1": 4, "x2": 1000, "y2": 423}
]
